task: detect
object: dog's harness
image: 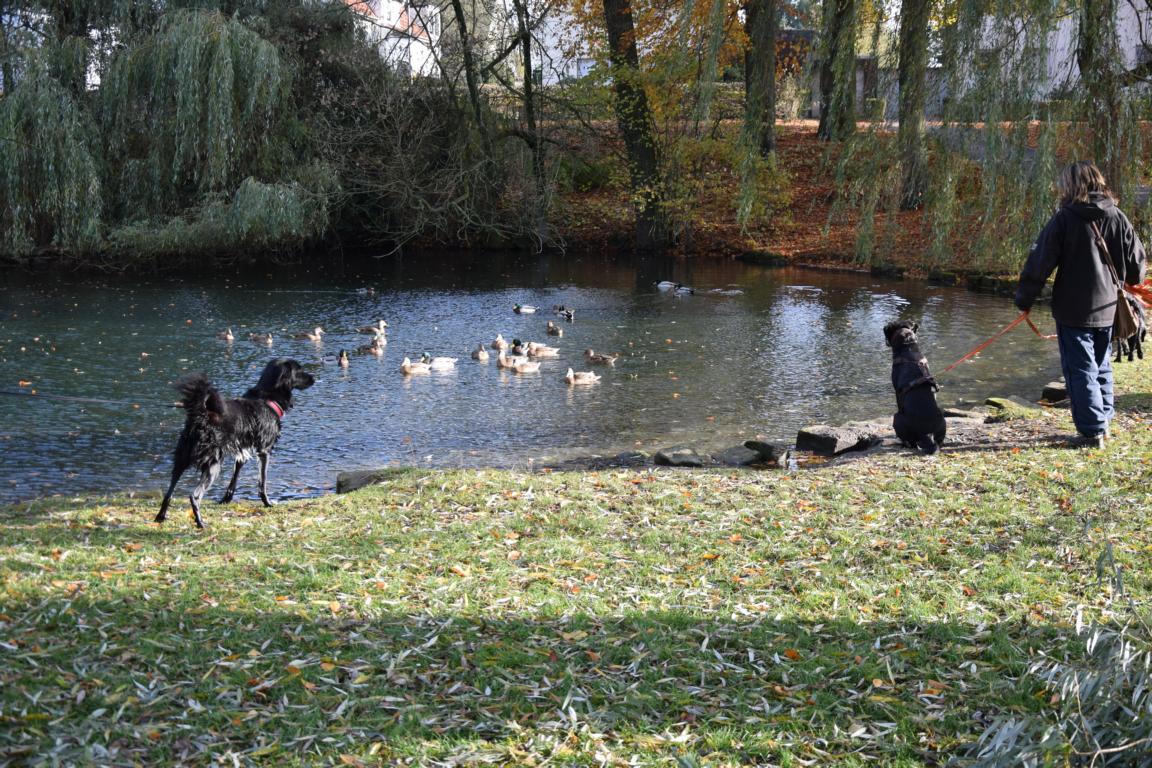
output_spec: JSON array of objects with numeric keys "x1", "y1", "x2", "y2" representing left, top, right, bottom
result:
[
  {"x1": 895, "y1": 357, "x2": 939, "y2": 396},
  {"x1": 265, "y1": 400, "x2": 285, "y2": 420}
]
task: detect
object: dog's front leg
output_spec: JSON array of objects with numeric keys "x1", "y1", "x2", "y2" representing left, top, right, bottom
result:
[
  {"x1": 219, "y1": 459, "x2": 245, "y2": 504},
  {"x1": 188, "y1": 462, "x2": 221, "y2": 529},
  {"x1": 257, "y1": 452, "x2": 276, "y2": 508}
]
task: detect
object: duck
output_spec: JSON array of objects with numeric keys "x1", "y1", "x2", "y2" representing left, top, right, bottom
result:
[
  {"x1": 674, "y1": 285, "x2": 695, "y2": 295},
  {"x1": 584, "y1": 348, "x2": 618, "y2": 366},
  {"x1": 293, "y1": 326, "x2": 325, "y2": 342},
  {"x1": 545, "y1": 321, "x2": 563, "y2": 337},
  {"x1": 400, "y1": 356, "x2": 431, "y2": 375},
  {"x1": 358, "y1": 320, "x2": 388, "y2": 335},
  {"x1": 509, "y1": 338, "x2": 528, "y2": 356},
  {"x1": 491, "y1": 334, "x2": 508, "y2": 350},
  {"x1": 216, "y1": 328, "x2": 234, "y2": 342},
  {"x1": 338, "y1": 349, "x2": 350, "y2": 368},
  {"x1": 420, "y1": 353, "x2": 458, "y2": 370},
  {"x1": 357, "y1": 338, "x2": 385, "y2": 356},
  {"x1": 249, "y1": 332, "x2": 274, "y2": 346},
  {"x1": 565, "y1": 368, "x2": 601, "y2": 385},
  {"x1": 527, "y1": 342, "x2": 560, "y2": 358},
  {"x1": 471, "y1": 343, "x2": 490, "y2": 362},
  {"x1": 513, "y1": 304, "x2": 538, "y2": 314},
  {"x1": 655, "y1": 281, "x2": 679, "y2": 290},
  {"x1": 505, "y1": 355, "x2": 541, "y2": 374},
  {"x1": 356, "y1": 287, "x2": 377, "y2": 297},
  {"x1": 496, "y1": 350, "x2": 530, "y2": 370}
]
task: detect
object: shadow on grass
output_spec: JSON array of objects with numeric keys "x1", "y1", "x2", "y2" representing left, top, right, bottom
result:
[{"x1": 0, "y1": 598, "x2": 1068, "y2": 765}]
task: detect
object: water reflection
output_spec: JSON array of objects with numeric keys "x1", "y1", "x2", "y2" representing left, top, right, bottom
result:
[{"x1": 0, "y1": 252, "x2": 1060, "y2": 502}]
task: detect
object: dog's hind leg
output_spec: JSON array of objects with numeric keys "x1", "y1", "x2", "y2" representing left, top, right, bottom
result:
[
  {"x1": 219, "y1": 459, "x2": 245, "y2": 504},
  {"x1": 155, "y1": 451, "x2": 191, "y2": 523},
  {"x1": 188, "y1": 462, "x2": 221, "y2": 529},
  {"x1": 257, "y1": 452, "x2": 276, "y2": 508}
]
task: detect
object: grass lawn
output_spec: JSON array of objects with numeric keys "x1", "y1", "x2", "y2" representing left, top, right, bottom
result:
[{"x1": 2, "y1": 360, "x2": 1151, "y2": 766}]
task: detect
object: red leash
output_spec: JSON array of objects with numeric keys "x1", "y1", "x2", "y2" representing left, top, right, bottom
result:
[{"x1": 938, "y1": 311, "x2": 1054, "y2": 375}]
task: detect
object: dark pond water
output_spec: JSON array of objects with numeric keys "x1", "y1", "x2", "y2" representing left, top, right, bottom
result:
[{"x1": 0, "y1": 251, "x2": 1060, "y2": 504}]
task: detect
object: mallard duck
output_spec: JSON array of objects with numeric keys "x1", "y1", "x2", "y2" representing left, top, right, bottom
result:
[
  {"x1": 491, "y1": 334, "x2": 508, "y2": 350},
  {"x1": 420, "y1": 353, "x2": 458, "y2": 370},
  {"x1": 358, "y1": 320, "x2": 388, "y2": 335},
  {"x1": 356, "y1": 287, "x2": 377, "y2": 297},
  {"x1": 508, "y1": 356, "x2": 541, "y2": 373},
  {"x1": 509, "y1": 338, "x2": 528, "y2": 356},
  {"x1": 527, "y1": 342, "x2": 560, "y2": 358},
  {"x1": 562, "y1": 309, "x2": 575, "y2": 322},
  {"x1": 674, "y1": 285, "x2": 695, "y2": 295},
  {"x1": 471, "y1": 343, "x2": 490, "y2": 361},
  {"x1": 293, "y1": 327, "x2": 325, "y2": 342},
  {"x1": 565, "y1": 368, "x2": 601, "y2": 385},
  {"x1": 400, "y1": 356, "x2": 430, "y2": 375},
  {"x1": 545, "y1": 321, "x2": 563, "y2": 337},
  {"x1": 584, "y1": 348, "x2": 618, "y2": 366},
  {"x1": 217, "y1": 328, "x2": 234, "y2": 342},
  {"x1": 655, "y1": 280, "x2": 679, "y2": 290},
  {"x1": 357, "y1": 338, "x2": 385, "y2": 356},
  {"x1": 249, "y1": 332, "x2": 274, "y2": 346},
  {"x1": 513, "y1": 304, "x2": 538, "y2": 314},
  {"x1": 496, "y1": 350, "x2": 530, "y2": 370},
  {"x1": 338, "y1": 349, "x2": 350, "y2": 368}
]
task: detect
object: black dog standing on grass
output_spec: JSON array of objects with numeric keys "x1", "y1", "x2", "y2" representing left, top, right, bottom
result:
[
  {"x1": 883, "y1": 321, "x2": 947, "y2": 454},
  {"x1": 1114, "y1": 293, "x2": 1147, "y2": 362},
  {"x1": 156, "y1": 358, "x2": 314, "y2": 528}
]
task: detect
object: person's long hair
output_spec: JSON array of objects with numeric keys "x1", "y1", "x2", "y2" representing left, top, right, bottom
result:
[{"x1": 1058, "y1": 160, "x2": 1115, "y2": 206}]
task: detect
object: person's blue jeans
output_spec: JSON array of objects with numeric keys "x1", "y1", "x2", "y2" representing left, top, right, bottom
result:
[{"x1": 1056, "y1": 324, "x2": 1114, "y2": 438}]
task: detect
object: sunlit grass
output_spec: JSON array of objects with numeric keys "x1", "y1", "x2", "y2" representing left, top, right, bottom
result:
[{"x1": 1, "y1": 360, "x2": 1150, "y2": 765}]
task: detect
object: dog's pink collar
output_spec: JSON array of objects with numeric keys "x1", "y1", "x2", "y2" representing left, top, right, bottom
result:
[{"x1": 266, "y1": 400, "x2": 285, "y2": 419}]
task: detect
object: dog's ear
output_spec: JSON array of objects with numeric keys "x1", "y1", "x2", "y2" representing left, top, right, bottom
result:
[{"x1": 912, "y1": 322, "x2": 920, "y2": 333}]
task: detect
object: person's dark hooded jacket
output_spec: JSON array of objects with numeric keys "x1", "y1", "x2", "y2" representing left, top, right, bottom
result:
[{"x1": 1015, "y1": 192, "x2": 1146, "y2": 328}]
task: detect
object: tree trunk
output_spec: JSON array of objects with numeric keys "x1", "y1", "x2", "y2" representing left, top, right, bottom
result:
[
  {"x1": 511, "y1": 0, "x2": 548, "y2": 241},
  {"x1": 602, "y1": 0, "x2": 665, "y2": 250},
  {"x1": 897, "y1": 0, "x2": 929, "y2": 209},
  {"x1": 817, "y1": 0, "x2": 856, "y2": 141},
  {"x1": 448, "y1": 0, "x2": 491, "y2": 156},
  {"x1": 743, "y1": 0, "x2": 778, "y2": 157},
  {"x1": 1077, "y1": 0, "x2": 1125, "y2": 195}
]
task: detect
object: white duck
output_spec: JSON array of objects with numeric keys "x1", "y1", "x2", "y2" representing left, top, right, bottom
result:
[
  {"x1": 400, "y1": 356, "x2": 431, "y2": 375},
  {"x1": 421, "y1": 353, "x2": 458, "y2": 370},
  {"x1": 217, "y1": 328, "x2": 234, "y2": 342},
  {"x1": 527, "y1": 342, "x2": 560, "y2": 358},
  {"x1": 565, "y1": 368, "x2": 601, "y2": 385}
]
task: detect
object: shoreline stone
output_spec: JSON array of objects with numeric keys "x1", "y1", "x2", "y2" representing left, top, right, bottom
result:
[
  {"x1": 795, "y1": 424, "x2": 883, "y2": 456},
  {"x1": 654, "y1": 447, "x2": 706, "y2": 467}
]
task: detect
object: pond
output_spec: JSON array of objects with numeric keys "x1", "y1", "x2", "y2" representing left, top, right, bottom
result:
[{"x1": 0, "y1": 251, "x2": 1060, "y2": 505}]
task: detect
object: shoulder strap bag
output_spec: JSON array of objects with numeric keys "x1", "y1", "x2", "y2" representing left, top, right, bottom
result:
[{"x1": 1090, "y1": 221, "x2": 1139, "y2": 339}]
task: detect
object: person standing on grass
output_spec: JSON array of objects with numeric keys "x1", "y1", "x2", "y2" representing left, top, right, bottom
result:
[{"x1": 1014, "y1": 160, "x2": 1146, "y2": 448}]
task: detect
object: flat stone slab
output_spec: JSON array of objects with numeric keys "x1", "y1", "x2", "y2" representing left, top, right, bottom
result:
[
  {"x1": 942, "y1": 407, "x2": 986, "y2": 419},
  {"x1": 796, "y1": 425, "x2": 882, "y2": 456},
  {"x1": 1042, "y1": 380, "x2": 1068, "y2": 402},
  {"x1": 985, "y1": 395, "x2": 1046, "y2": 422},
  {"x1": 336, "y1": 468, "x2": 413, "y2": 494},
  {"x1": 654, "y1": 447, "x2": 706, "y2": 467},
  {"x1": 742, "y1": 440, "x2": 793, "y2": 467},
  {"x1": 715, "y1": 445, "x2": 763, "y2": 466}
]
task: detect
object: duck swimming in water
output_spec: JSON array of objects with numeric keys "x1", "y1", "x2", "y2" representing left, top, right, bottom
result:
[
  {"x1": 217, "y1": 328, "x2": 234, "y2": 342},
  {"x1": 249, "y1": 332, "x2": 274, "y2": 346},
  {"x1": 400, "y1": 356, "x2": 431, "y2": 375},
  {"x1": 420, "y1": 353, "x2": 458, "y2": 370},
  {"x1": 358, "y1": 320, "x2": 388, "y2": 335},
  {"x1": 565, "y1": 368, "x2": 601, "y2": 385},
  {"x1": 471, "y1": 343, "x2": 489, "y2": 361},
  {"x1": 513, "y1": 304, "x2": 538, "y2": 314},
  {"x1": 293, "y1": 327, "x2": 325, "y2": 342},
  {"x1": 584, "y1": 349, "x2": 618, "y2": 366}
]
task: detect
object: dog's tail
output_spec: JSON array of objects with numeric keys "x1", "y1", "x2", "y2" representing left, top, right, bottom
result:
[
  {"x1": 174, "y1": 373, "x2": 225, "y2": 425},
  {"x1": 917, "y1": 435, "x2": 940, "y2": 455}
]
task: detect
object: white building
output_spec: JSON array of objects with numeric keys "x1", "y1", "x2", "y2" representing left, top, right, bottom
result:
[{"x1": 347, "y1": 0, "x2": 441, "y2": 77}]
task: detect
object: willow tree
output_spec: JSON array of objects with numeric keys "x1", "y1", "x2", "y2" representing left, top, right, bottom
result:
[
  {"x1": 743, "y1": 0, "x2": 778, "y2": 157},
  {"x1": 0, "y1": 59, "x2": 102, "y2": 257},
  {"x1": 602, "y1": 0, "x2": 665, "y2": 249},
  {"x1": 818, "y1": 0, "x2": 855, "y2": 141},
  {"x1": 897, "y1": 0, "x2": 929, "y2": 208},
  {"x1": 99, "y1": 10, "x2": 296, "y2": 220},
  {"x1": 1076, "y1": 0, "x2": 1128, "y2": 196}
]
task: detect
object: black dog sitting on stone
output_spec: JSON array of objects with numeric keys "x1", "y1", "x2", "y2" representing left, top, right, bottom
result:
[
  {"x1": 1114, "y1": 293, "x2": 1147, "y2": 362},
  {"x1": 883, "y1": 320, "x2": 946, "y2": 455}
]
